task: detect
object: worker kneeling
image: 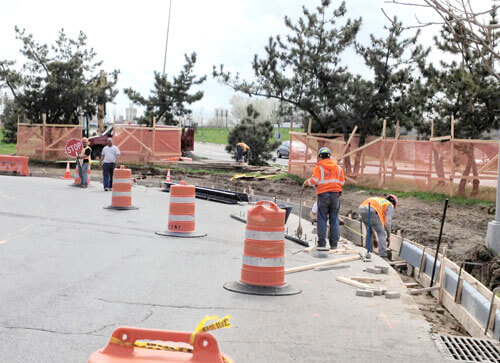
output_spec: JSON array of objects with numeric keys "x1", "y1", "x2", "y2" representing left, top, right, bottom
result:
[
  {"x1": 358, "y1": 195, "x2": 397, "y2": 258},
  {"x1": 303, "y1": 147, "x2": 344, "y2": 251}
]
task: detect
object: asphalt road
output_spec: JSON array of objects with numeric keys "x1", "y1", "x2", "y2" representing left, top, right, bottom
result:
[
  {"x1": 193, "y1": 142, "x2": 289, "y2": 167},
  {"x1": 0, "y1": 175, "x2": 444, "y2": 362}
]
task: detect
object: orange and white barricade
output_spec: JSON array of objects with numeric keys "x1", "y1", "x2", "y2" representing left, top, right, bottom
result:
[
  {"x1": 224, "y1": 201, "x2": 301, "y2": 296},
  {"x1": 156, "y1": 180, "x2": 206, "y2": 238},
  {"x1": 88, "y1": 319, "x2": 233, "y2": 363},
  {"x1": 104, "y1": 166, "x2": 138, "y2": 210}
]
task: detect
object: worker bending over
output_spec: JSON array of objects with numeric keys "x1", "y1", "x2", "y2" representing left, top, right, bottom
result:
[
  {"x1": 303, "y1": 147, "x2": 344, "y2": 250},
  {"x1": 236, "y1": 142, "x2": 250, "y2": 163},
  {"x1": 358, "y1": 195, "x2": 397, "y2": 258}
]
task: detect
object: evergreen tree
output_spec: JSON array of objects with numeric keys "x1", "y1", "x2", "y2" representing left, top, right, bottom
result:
[
  {"x1": 352, "y1": 17, "x2": 430, "y2": 141},
  {"x1": 0, "y1": 94, "x2": 20, "y2": 143},
  {"x1": 226, "y1": 105, "x2": 280, "y2": 165},
  {"x1": 124, "y1": 53, "x2": 206, "y2": 126},
  {"x1": 0, "y1": 27, "x2": 119, "y2": 133},
  {"x1": 421, "y1": 10, "x2": 500, "y2": 195},
  {"x1": 214, "y1": 0, "x2": 361, "y2": 133}
]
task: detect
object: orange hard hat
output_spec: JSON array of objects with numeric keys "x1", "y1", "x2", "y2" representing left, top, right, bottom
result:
[{"x1": 82, "y1": 137, "x2": 88, "y2": 143}]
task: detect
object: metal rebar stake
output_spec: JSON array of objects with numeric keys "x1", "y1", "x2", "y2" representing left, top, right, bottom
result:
[{"x1": 430, "y1": 198, "x2": 449, "y2": 287}]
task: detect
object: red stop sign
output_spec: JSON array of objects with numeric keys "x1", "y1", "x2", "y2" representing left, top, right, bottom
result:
[{"x1": 65, "y1": 138, "x2": 83, "y2": 158}]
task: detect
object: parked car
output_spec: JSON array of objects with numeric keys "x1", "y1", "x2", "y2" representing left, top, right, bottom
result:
[{"x1": 277, "y1": 141, "x2": 289, "y2": 159}]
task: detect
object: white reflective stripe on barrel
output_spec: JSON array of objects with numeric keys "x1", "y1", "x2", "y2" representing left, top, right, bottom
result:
[
  {"x1": 170, "y1": 197, "x2": 196, "y2": 204},
  {"x1": 112, "y1": 192, "x2": 131, "y2": 197},
  {"x1": 242, "y1": 255, "x2": 284, "y2": 267},
  {"x1": 113, "y1": 178, "x2": 131, "y2": 184},
  {"x1": 245, "y1": 229, "x2": 284, "y2": 241},
  {"x1": 168, "y1": 214, "x2": 195, "y2": 221}
]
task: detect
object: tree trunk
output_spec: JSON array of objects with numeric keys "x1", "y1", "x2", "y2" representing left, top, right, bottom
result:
[
  {"x1": 343, "y1": 145, "x2": 352, "y2": 175},
  {"x1": 433, "y1": 144, "x2": 445, "y2": 188},
  {"x1": 352, "y1": 151, "x2": 363, "y2": 178},
  {"x1": 457, "y1": 144, "x2": 479, "y2": 196}
]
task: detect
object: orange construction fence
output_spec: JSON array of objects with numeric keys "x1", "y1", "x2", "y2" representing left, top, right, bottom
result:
[
  {"x1": 113, "y1": 125, "x2": 182, "y2": 163},
  {"x1": 17, "y1": 123, "x2": 82, "y2": 160},
  {"x1": 289, "y1": 131, "x2": 500, "y2": 199}
]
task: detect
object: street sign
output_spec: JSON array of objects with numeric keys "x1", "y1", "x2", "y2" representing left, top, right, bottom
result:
[{"x1": 65, "y1": 138, "x2": 83, "y2": 158}]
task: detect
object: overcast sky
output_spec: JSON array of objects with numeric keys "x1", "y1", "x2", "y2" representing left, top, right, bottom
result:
[{"x1": 0, "y1": 0, "x2": 496, "y2": 121}]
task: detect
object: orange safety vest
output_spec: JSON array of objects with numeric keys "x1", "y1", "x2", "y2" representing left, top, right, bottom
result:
[
  {"x1": 360, "y1": 197, "x2": 392, "y2": 225},
  {"x1": 236, "y1": 142, "x2": 249, "y2": 151},
  {"x1": 306, "y1": 158, "x2": 344, "y2": 195}
]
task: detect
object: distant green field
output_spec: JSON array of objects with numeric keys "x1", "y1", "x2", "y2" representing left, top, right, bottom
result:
[
  {"x1": 0, "y1": 128, "x2": 16, "y2": 154},
  {"x1": 195, "y1": 127, "x2": 304, "y2": 145}
]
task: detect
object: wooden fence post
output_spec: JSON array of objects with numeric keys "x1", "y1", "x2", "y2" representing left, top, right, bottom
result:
[{"x1": 42, "y1": 113, "x2": 47, "y2": 161}]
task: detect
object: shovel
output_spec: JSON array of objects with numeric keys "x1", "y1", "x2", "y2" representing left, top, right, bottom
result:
[{"x1": 297, "y1": 188, "x2": 304, "y2": 239}]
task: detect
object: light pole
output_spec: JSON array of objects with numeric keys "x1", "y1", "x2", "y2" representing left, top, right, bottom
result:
[{"x1": 486, "y1": 141, "x2": 500, "y2": 254}]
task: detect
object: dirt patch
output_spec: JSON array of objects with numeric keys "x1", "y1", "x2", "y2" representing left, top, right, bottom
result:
[{"x1": 399, "y1": 273, "x2": 469, "y2": 336}]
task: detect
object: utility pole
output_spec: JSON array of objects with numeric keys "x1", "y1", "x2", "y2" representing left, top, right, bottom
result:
[
  {"x1": 486, "y1": 143, "x2": 500, "y2": 254},
  {"x1": 162, "y1": 0, "x2": 173, "y2": 75}
]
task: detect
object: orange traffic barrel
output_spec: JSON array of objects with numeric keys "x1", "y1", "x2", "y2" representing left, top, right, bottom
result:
[
  {"x1": 224, "y1": 201, "x2": 301, "y2": 296},
  {"x1": 104, "y1": 166, "x2": 138, "y2": 210},
  {"x1": 88, "y1": 326, "x2": 233, "y2": 363},
  {"x1": 156, "y1": 180, "x2": 206, "y2": 238}
]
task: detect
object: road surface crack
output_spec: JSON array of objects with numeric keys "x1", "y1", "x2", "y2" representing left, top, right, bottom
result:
[{"x1": 95, "y1": 297, "x2": 277, "y2": 312}]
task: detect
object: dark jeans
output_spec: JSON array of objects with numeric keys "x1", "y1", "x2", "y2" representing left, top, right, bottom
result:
[
  {"x1": 78, "y1": 162, "x2": 89, "y2": 185},
  {"x1": 103, "y1": 162, "x2": 115, "y2": 189},
  {"x1": 317, "y1": 192, "x2": 341, "y2": 248},
  {"x1": 236, "y1": 145, "x2": 243, "y2": 162}
]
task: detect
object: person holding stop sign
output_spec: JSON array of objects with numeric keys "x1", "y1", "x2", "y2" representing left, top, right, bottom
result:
[{"x1": 77, "y1": 138, "x2": 92, "y2": 188}]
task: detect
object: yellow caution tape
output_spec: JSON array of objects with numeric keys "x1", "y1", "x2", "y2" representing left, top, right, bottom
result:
[
  {"x1": 189, "y1": 315, "x2": 232, "y2": 345},
  {"x1": 108, "y1": 315, "x2": 233, "y2": 362},
  {"x1": 342, "y1": 223, "x2": 365, "y2": 238}
]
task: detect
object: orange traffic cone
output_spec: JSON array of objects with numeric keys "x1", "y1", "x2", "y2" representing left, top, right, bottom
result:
[
  {"x1": 87, "y1": 161, "x2": 91, "y2": 185},
  {"x1": 70, "y1": 165, "x2": 81, "y2": 187},
  {"x1": 224, "y1": 201, "x2": 301, "y2": 296},
  {"x1": 166, "y1": 169, "x2": 171, "y2": 183},
  {"x1": 104, "y1": 165, "x2": 138, "y2": 210},
  {"x1": 61, "y1": 162, "x2": 71, "y2": 180},
  {"x1": 156, "y1": 180, "x2": 206, "y2": 238}
]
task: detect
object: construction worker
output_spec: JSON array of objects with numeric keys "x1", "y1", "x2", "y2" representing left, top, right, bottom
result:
[
  {"x1": 236, "y1": 142, "x2": 250, "y2": 163},
  {"x1": 77, "y1": 137, "x2": 92, "y2": 188},
  {"x1": 303, "y1": 147, "x2": 345, "y2": 250},
  {"x1": 358, "y1": 195, "x2": 397, "y2": 258}
]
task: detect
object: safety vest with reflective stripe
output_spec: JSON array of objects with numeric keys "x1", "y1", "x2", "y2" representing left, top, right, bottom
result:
[
  {"x1": 80, "y1": 146, "x2": 91, "y2": 163},
  {"x1": 360, "y1": 197, "x2": 392, "y2": 226},
  {"x1": 306, "y1": 158, "x2": 344, "y2": 194}
]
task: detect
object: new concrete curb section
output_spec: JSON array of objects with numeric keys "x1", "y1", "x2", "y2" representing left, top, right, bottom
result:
[{"x1": 399, "y1": 241, "x2": 500, "y2": 339}]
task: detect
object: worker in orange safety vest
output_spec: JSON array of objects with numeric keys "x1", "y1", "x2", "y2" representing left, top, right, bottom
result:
[
  {"x1": 303, "y1": 147, "x2": 345, "y2": 251},
  {"x1": 236, "y1": 142, "x2": 250, "y2": 163},
  {"x1": 358, "y1": 195, "x2": 397, "y2": 258}
]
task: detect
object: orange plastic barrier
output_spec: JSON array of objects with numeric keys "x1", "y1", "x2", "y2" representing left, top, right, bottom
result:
[
  {"x1": 88, "y1": 326, "x2": 233, "y2": 363},
  {"x1": 156, "y1": 180, "x2": 206, "y2": 238},
  {"x1": 0, "y1": 155, "x2": 30, "y2": 176},
  {"x1": 104, "y1": 166, "x2": 138, "y2": 210},
  {"x1": 224, "y1": 201, "x2": 301, "y2": 296}
]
